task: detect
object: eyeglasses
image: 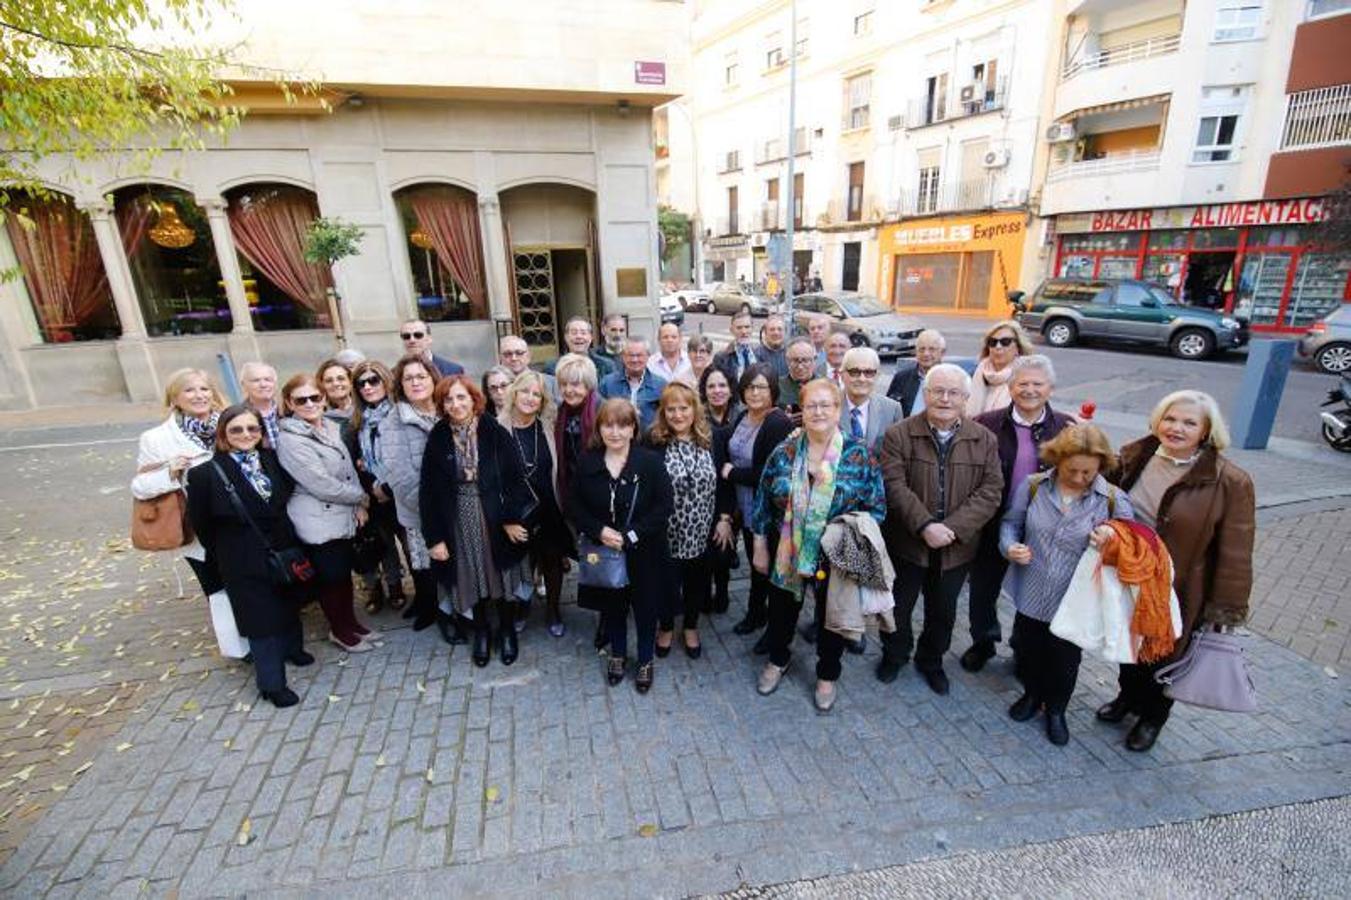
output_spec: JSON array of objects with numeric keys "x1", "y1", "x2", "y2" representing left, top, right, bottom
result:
[
  {"x1": 400, "y1": 330, "x2": 427, "y2": 341},
  {"x1": 488, "y1": 381, "x2": 510, "y2": 391},
  {"x1": 403, "y1": 373, "x2": 430, "y2": 383},
  {"x1": 501, "y1": 349, "x2": 528, "y2": 357},
  {"x1": 845, "y1": 368, "x2": 878, "y2": 378},
  {"x1": 802, "y1": 402, "x2": 837, "y2": 413},
  {"x1": 225, "y1": 424, "x2": 262, "y2": 436},
  {"x1": 291, "y1": 394, "x2": 323, "y2": 406},
  {"x1": 986, "y1": 336, "x2": 1017, "y2": 348},
  {"x1": 788, "y1": 357, "x2": 816, "y2": 366},
  {"x1": 925, "y1": 387, "x2": 966, "y2": 400},
  {"x1": 356, "y1": 375, "x2": 382, "y2": 388},
  {"x1": 744, "y1": 383, "x2": 770, "y2": 392}
]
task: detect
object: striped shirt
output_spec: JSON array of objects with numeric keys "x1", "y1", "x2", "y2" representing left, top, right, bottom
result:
[{"x1": 999, "y1": 473, "x2": 1134, "y2": 623}]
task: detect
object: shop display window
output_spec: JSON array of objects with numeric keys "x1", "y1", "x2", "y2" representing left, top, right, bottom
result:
[
  {"x1": 1098, "y1": 257, "x2": 1138, "y2": 279},
  {"x1": 1190, "y1": 228, "x2": 1241, "y2": 250},
  {"x1": 1235, "y1": 253, "x2": 1291, "y2": 325},
  {"x1": 1148, "y1": 231, "x2": 1188, "y2": 251},
  {"x1": 1246, "y1": 226, "x2": 1306, "y2": 248},
  {"x1": 1286, "y1": 254, "x2": 1350, "y2": 328}
]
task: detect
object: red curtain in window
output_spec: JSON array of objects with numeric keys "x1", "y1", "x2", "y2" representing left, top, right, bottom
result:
[
  {"x1": 407, "y1": 187, "x2": 488, "y2": 319},
  {"x1": 226, "y1": 187, "x2": 334, "y2": 315},
  {"x1": 4, "y1": 194, "x2": 116, "y2": 341}
]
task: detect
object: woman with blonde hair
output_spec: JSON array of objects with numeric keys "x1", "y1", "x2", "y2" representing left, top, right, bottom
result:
[
  {"x1": 1000, "y1": 424, "x2": 1133, "y2": 746},
  {"x1": 967, "y1": 320, "x2": 1034, "y2": 416},
  {"x1": 1099, "y1": 390, "x2": 1255, "y2": 752}
]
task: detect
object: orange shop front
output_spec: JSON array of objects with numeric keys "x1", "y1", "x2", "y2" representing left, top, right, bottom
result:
[
  {"x1": 1054, "y1": 198, "x2": 1350, "y2": 334},
  {"x1": 878, "y1": 212, "x2": 1026, "y2": 317}
]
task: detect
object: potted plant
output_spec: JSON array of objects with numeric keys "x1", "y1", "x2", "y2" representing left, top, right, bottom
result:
[{"x1": 303, "y1": 216, "x2": 364, "y2": 347}]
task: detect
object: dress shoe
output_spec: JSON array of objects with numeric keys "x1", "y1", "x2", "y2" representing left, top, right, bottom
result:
[
  {"x1": 548, "y1": 618, "x2": 566, "y2": 638},
  {"x1": 329, "y1": 631, "x2": 371, "y2": 653},
  {"x1": 959, "y1": 642, "x2": 996, "y2": 673},
  {"x1": 813, "y1": 680, "x2": 837, "y2": 713},
  {"x1": 683, "y1": 632, "x2": 702, "y2": 660},
  {"x1": 261, "y1": 687, "x2": 299, "y2": 708},
  {"x1": 757, "y1": 660, "x2": 789, "y2": 696},
  {"x1": 846, "y1": 635, "x2": 866, "y2": 656},
  {"x1": 1045, "y1": 711, "x2": 1070, "y2": 746},
  {"x1": 799, "y1": 621, "x2": 818, "y2": 644},
  {"x1": 1125, "y1": 719, "x2": 1162, "y2": 752},
  {"x1": 732, "y1": 612, "x2": 766, "y2": 636},
  {"x1": 607, "y1": 655, "x2": 627, "y2": 686},
  {"x1": 921, "y1": 668, "x2": 950, "y2": 696},
  {"x1": 635, "y1": 661, "x2": 654, "y2": 694},
  {"x1": 875, "y1": 657, "x2": 902, "y2": 684},
  {"x1": 655, "y1": 630, "x2": 673, "y2": 658},
  {"x1": 436, "y1": 614, "x2": 467, "y2": 646},
  {"x1": 1008, "y1": 693, "x2": 1040, "y2": 722},
  {"x1": 752, "y1": 631, "x2": 770, "y2": 656},
  {"x1": 1095, "y1": 695, "x2": 1133, "y2": 723},
  {"x1": 472, "y1": 628, "x2": 492, "y2": 668},
  {"x1": 499, "y1": 628, "x2": 519, "y2": 666},
  {"x1": 286, "y1": 649, "x2": 316, "y2": 667}
]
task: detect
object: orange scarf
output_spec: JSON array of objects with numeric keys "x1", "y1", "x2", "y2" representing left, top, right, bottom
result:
[{"x1": 1101, "y1": 519, "x2": 1175, "y2": 663}]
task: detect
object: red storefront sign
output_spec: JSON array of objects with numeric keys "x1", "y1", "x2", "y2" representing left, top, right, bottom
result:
[
  {"x1": 1075, "y1": 198, "x2": 1329, "y2": 234},
  {"x1": 634, "y1": 61, "x2": 666, "y2": 85}
]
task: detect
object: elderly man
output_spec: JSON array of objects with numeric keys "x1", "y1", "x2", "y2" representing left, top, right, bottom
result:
[
  {"x1": 886, "y1": 329, "x2": 946, "y2": 416},
  {"x1": 840, "y1": 346, "x2": 904, "y2": 453},
  {"x1": 598, "y1": 336, "x2": 667, "y2": 430},
  {"x1": 756, "y1": 314, "x2": 789, "y2": 378},
  {"x1": 595, "y1": 313, "x2": 628, "y2": 371},
  {"x1": 961, "y1": 354, "x2": 1076, "y2": 672},
  {"x1": 649, "y1": 321, "x2": 693, "y2": 385},
  {"x1": 713, "y1": 309, "x2": 761, "y2": 384},
  {"x1": 823, "y1": 332, "x2": 851, "y2": 387},
  {"x1": 877, "y1": 363, "x2": 1004, "y2": 695},
  {"x1": 399, "y1": 319, "x2": 464, "y2": 377},
  {"x1": 499, "y1": 335, "x2": 558, "y2": 397},
  {"x1": 544, "y1": 316, "x2": 616, "y2": 379},
  {"x1": 239, "y1": 361, "x2": 281, "y2": 448},
  {"x1": 777, "y1": 337, "x2": 820, "y2": 413}
]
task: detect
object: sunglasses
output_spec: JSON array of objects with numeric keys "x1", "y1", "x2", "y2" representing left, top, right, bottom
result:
[
  {"x1": 845, "y1": 367, "x2": 878, "y2": 377},
  {"x1": 291, "y1": 394, "x2": 323, "y2": 406},
  {"x1": 986, "y1": 336, "x2": 1017, "y2": 348},
  {"x1": 356, "y1": 375, "x2": 383, "y2": 388},
  {"x1": 225, "y1": 424, "x2": 262, "y2": 436},
  {"x1": 400, "y1": 330, "x2": 427, "y2": 341}
]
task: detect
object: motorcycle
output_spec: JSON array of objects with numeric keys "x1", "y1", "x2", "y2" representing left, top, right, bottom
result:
[{"x1": 1319, "y1": 373, "x2": 1351, "y2": 453}]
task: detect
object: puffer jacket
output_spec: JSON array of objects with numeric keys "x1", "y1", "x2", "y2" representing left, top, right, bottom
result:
[
  {"x1": 276, "y1": 417, "x2": 365, "y2": 545},
  {"x1": 381, "y1": 401, "x2": 438, "y2": 530}
]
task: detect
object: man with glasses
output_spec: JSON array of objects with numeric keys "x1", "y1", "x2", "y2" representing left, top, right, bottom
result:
[
  {"x1": 713, "y1": 309, "x2": 760, "y2": 384},
  {"x1": 239, "y1": 361, "x2": 281, "y2": 448},
  {"x1": 887, "y1": 329, "x2": 948, "y2": 416},
  {"x1": 499, "y1": 335, "x2": 558, "y2": 399},
  {"x1": 877, "y1": 364, "x2": 1003, "y2": 696},
  {"x1": 398, "y1": 319, "x2": 463, "y2": 378},
  {"x1": 839, "y1": 346, "x2": 903, "y2": 453},
  {"x1": 777, "y1": 338, "x2": 820, "y2": 418},
  {"x1": 598, "y1": 336, "x2": 667, "y2": 430},
  {"x1": 544, "y1": 316, "x2": 616, "y2": 379}
]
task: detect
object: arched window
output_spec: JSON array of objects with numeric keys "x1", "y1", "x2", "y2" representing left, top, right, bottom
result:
[
  {"x1": 113, "y1": 185, "x2": 229, "y2": 336},
  {"x1": 2, "y1": 191, "x2": 120, "y2": 342},
  {"x1": 224, "y1": 183, "x2": 334, "y2": 331},
  {"x1": 394, "y1": 184, "x2": 488, "y2": 321}
]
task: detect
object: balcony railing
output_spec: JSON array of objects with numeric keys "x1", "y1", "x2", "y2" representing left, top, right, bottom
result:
[
  {"x1": 1061, "y1": 33, "x2": 1181, "y2": 81},
  {"x1": 893, "y1": 178, "x2": 1002, "y2": 217},
  {"x1": 1280, "y1": 84, "x2": 1351, "y2": 151},
  {"x1": 757, "y1": 202, "x2": 783, "y2": 231},
  {"x1": 906, "y1": 78, "x2": 1008, "y2": 129},
  {"x1": 1046, "y1": 148, "x2": 1161, "y2": 184},
  {"x1": 825, "y1": 194, "x2": 881, "y2": 224},
  {"x1": 755, "y1": 128, "x2": 811, "y2": 165}
]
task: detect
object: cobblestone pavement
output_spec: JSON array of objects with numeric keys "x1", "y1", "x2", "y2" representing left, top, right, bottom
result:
[{"x1": 0, "y1": 420, "x2": 1348, "y2": 897}]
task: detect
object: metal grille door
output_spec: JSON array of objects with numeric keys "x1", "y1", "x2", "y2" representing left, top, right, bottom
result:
[{"x1": 512, "y1": 250, "x2": 557, "y2": 350}]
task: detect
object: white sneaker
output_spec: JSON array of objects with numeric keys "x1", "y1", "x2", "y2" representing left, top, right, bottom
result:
[{"x1": 757, "y1": 659, "x2": 789, "y2": 696}]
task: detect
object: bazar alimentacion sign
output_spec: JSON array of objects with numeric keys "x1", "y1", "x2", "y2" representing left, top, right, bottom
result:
[{"x1": 1064, "y1": 198, "x2": 1329, "y2": 234}]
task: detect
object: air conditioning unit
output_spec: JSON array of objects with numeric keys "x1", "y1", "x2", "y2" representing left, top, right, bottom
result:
[
  {"x1": 983, "y1": 148, "x2": 1011, "y2": 168},
  {"x1": 1045, "y1": 122, "x2": 1076, "y2": 143},
  {"x1": 887, "y1": 114, "x2": 904, "y2": 131},
  {"x1": 959, "y1": 82, "x2": 983, "y2": 104},
  {"x1": 995, "y1": 186, "x2": 1028, "y2": 208}
]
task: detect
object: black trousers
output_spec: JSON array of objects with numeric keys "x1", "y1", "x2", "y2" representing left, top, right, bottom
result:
[
  {"x1": 765, "y1": 582, "x2": 846, "y2": 681},
  {"x1": 251, "y1": 616, "x2": 303, "y2": 694},
  {"x1": 604, "y1": 588, "x2": 657, "y2": 665},
  {"x1": 660, "y1": 555, "x2": 711, "y2": 631},
  {"x1": 1117, "y1": 660, "x2": 1175, "y2": 725},
  {"x1": 1012, "y1": 613, "x2": 1082, "y2": 714},
  {"x1": 881, "y1": 553, "x2": 972, "y2": 673},
  {"x1": 965, "y1": 527, "x2": 1008, "y2": 647},
  {"x1": 741, "y1": 528, "x2": 770, "y2": 622}
]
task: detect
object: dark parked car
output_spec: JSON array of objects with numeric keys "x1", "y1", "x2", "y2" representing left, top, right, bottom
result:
[
  {"x1": 1011, "y1": 278, "x2": 1248, "y2": 360},
  {"x1": 1298, "y1": 306, "x2": 1351, "y2": 374}
]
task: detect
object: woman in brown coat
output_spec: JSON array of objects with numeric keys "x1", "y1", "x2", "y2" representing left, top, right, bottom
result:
[{"x1": 1100, "y1": 390, "x2": 1255, "y2": 752}]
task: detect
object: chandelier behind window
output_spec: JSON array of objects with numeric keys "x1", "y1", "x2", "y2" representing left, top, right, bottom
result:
[{"x1": 149, "y1": 201, "x2": 196, "y2": 249}]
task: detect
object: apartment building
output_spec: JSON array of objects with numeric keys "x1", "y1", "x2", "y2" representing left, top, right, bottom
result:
[
  {"x1": 659, "y1": 0, "x2": 1056, "y2": 317},
  {"x1": 1038, "y1": 0, "x2": 1350, "y2": 334},
  {"x1": 0, "y1": 0, "x2": 684, "y2": 410}
]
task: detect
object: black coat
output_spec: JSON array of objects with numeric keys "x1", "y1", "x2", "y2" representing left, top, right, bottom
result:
[
  {"x1": 186, "y1": 451, "x2": 301, "y2": 638},
  {"x1": 886, "y1": 362, "x2": 924, "y2": 416},
  {"x1": 715, "y1": 408, "x2": 794, "y2": 525},
  {"x1": 419, "y1": 416, "x2": 533, "y2": 594},
  {"x1": 568, "y1": 445, "x2": 673, "y2": 614}
]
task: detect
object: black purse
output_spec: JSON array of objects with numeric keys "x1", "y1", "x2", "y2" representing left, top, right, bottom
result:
[
  {"x1": 577, "y1": 477, "x2": 638, "y2": 590},
  {"x1": 211, "y1": 461, "x2": 315, "y2": 587}
]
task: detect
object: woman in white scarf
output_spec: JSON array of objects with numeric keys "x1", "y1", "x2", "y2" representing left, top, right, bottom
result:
[{"x1": 967, "y1": 320, "x2": 1033, "y2": 417}]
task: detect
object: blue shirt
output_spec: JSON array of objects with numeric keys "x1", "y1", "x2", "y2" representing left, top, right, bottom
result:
[{"x1": 598, "y1": 369, "x2": 667, "y2": 432}]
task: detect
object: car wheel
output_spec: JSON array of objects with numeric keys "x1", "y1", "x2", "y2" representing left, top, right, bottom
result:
[
  {"x1": 1314, "y1": 342, "x2": 1351, "y2": 374},
  {"x1": 1043, "y1": 319, "x2": 1077, "y2": 348},
  {"x1": 849, "y1": 332, "x2": 869, "y2": 347},
  {"x1": 1170, "y1": 328, "x2": 1214, "y2": 360}
]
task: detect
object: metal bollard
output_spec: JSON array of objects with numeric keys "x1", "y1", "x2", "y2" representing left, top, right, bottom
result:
[
  {"x1": 1230, "y1": 339, "x2": 1296, "y2": 450},
  {"x1": 216, "y1": 352, "x2": 242, "y2": 404}
]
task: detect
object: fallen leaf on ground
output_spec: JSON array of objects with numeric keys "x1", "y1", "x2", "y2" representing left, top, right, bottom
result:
[{"x1": 114, "y1": 742, "x2": 132, "y2": 752}]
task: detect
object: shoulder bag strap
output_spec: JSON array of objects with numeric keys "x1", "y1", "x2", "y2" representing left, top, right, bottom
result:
[
  {"x1": 211, "y1": 460, "x2": 277, "y2": 552},
  {"x1": 625, "y1": 476, "x2": 639, "y2": 530}
]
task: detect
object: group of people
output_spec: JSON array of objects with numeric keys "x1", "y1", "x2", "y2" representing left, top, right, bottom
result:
[{"x1": 131, "y1": 312, "x2": 1255, "y2": 755}]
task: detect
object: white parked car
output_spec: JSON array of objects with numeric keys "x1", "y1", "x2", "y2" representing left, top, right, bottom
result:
[{"x1": 658, "y1": 293, "x2": 686, "y2": 325}]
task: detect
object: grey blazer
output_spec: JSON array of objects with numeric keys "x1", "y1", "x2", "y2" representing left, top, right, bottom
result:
[{"x1": 840, "y1": 394, "x2": 904, "y2": 454}]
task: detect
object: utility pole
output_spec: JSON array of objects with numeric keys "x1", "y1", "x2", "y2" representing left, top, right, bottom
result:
[{"x1": 783, "y1": 0, "x2": 798, "y2": 331}]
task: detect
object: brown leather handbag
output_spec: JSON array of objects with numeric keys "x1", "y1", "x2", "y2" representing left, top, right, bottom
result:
[{"x1": 131, "y1": 462, "x2": 194, "y2": 551}]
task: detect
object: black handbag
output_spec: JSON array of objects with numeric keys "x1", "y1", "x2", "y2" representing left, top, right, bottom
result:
[
  {"x1": 577, "y1": 477, "x2": 638, "y2": 590},
  {"x1": 351, "y1": 520, "x2": 384, "y2": 571},
  {"x1": 211, "y1": 461, "x2": 315, "y2": 587}
]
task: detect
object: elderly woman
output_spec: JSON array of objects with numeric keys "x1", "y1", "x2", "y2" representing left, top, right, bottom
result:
[
  {"x1": 688, "y1": 334, "x2": 716, "y2": 386},
  {"x1": 348, "y1": 360, "x2": 407, "y2": 614},
  {"x1": 967, "y1": 320, "x2": 1033, "y2": 416},
  {"x1": 1099, "y1": 391, "x2": 1255, "y2": 752},
  {"x1": 317, "y1": 357, "x2": 356, "y2": 426},
  {"x1": 276, "y1": 373, "x2": 372, "y2": 653},
  {"x1": 1000, "y1": 425, "x2": 1133, "y2": 746},
  {"x1": 187, "y1": 406, "x2": 310, "y2": 707},
  {"x1": 381, "y1": 355, "x2": 454, "y2": 640},
  {"x1": 752, "y1": 378, "x2": 886, "y2": 712},
  {"x1": 649, "y1": 383, "x2": 732, "y2": 658},
  {"x1": 720, "y1": 364, "x2": 794, "y2": 650},
  {"x1": 130, "y1": 368, "x2": 228, "y2": 597},
  {"x1": 481, "y1": 365, "x2": 514, "y2": 419},
  {"x1": 420, "y1": 375, "x2": 533, "y2": 667},
  {"x1": 569, "y1": 399, "x2": 674, "y2": 693}
]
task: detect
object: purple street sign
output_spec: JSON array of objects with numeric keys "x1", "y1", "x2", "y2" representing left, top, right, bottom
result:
[{"x1": 634, "y1": 61, "x2": 666, "y2": 85}]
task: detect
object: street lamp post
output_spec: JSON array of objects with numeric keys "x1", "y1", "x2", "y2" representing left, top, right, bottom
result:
[{"x1": 783, "y1": 0, "x2": 798, "y2": 330}]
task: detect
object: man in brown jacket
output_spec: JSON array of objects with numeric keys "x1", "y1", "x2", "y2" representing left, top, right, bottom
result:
[{"x1": 877, "y1": 363, "x2": 1004, "y2": 695}]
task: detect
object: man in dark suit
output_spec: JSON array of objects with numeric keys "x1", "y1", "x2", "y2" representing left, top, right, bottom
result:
[
  {"x1": 399, "y1": 319, "x2": 464, "y2": 377},
  {"x1": 886, "y1": 328, "x2": 945, "y2": 416}
]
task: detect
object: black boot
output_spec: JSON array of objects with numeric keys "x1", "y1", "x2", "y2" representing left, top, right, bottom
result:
[
  {"x1": 436, "y1": 610, "x2": 466, "y2": 645},
  {"x1": 410, "y1": 571, "x2": 437, "y2": 631},
  {"x1": 471, "y1": 601, "x2": 492, "y2": 667},
  {"x1": 498, "y1": 600, "x2": 518, "y2": 666}
]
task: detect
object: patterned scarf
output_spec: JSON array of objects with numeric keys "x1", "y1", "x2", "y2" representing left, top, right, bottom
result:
[
  {"x1": 451, "y1": 418, "x2": 478, "y2": 480},
  {"x1": 178, "y1": 411, "x2": 220, "y2": 452},
  {"x1": 358, "y1": 399, "x2": 394, "y2": 482},
  {"x1": 230, "y1": 449, "x2": 272, "y2": 500},
  {"x1": 772, "y1": 429, "x2": 842, "y2": 601}
]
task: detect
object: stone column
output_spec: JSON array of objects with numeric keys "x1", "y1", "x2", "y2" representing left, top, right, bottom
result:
[
  {"x1": 81, "y1": 201, "x2": 147, "y2": 339},
  {"x1": 198, "y1": 196, "x2": 254, "y2": 334},
  {"x1": 477, "y1": 193, "x2": 513, "y2": 322}
]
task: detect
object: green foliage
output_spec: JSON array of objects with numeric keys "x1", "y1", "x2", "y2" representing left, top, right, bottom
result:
[
  {"x1": 658, "y1": 204, "x2": 690, "y2": 263},
  {"x1": 303, "y1": 217, "x2": 364, "y2": 265}
]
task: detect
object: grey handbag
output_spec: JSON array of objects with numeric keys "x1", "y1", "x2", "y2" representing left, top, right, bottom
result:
[{"x1": 1153, "y1": 630, "x2": 1257, "y2": 713}]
